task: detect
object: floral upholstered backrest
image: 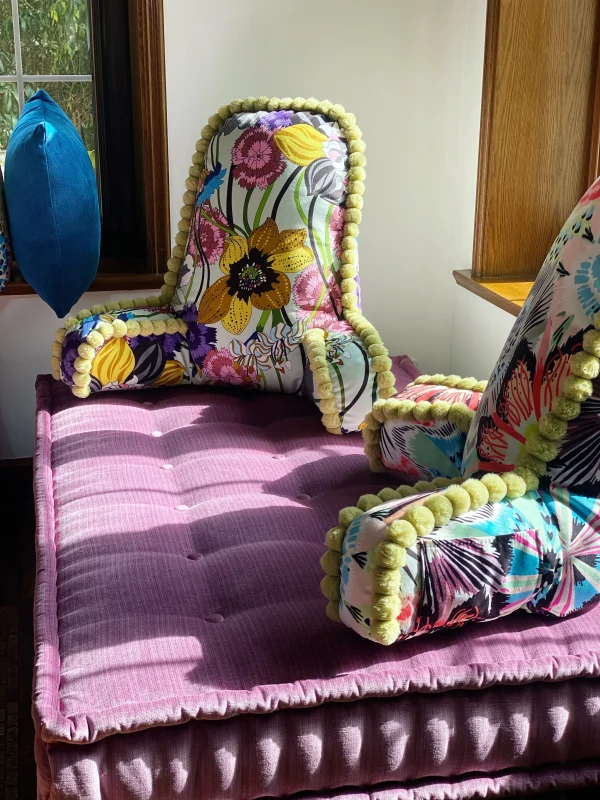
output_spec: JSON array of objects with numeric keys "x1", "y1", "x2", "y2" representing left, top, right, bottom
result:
[
  {"x1": 463, "y1": 175, "x2": 600, "y2": 493},
  {"x1": 170, "y1": 107, "x2": 357, "y2": 393}
]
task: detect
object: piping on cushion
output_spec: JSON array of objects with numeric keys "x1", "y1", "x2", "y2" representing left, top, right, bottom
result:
[{"x1": 320, "y1": 471, "x2": 529, "y2": 644}]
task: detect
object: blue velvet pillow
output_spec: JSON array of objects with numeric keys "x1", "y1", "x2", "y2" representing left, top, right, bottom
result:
[{"x1": 4, "y1": 90, "x2": 100, "y2": 316}]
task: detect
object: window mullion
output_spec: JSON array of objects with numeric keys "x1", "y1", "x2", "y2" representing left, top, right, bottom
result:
[{"x1": 10, "y1": 0, "x2": 24, "y2": 109}]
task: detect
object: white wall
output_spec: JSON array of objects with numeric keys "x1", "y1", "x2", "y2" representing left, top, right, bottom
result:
[
  {"x1": 449, "y1": 284, "x2": 514, "y2": 380},
  {"x1": 0, "y1": 0, "x2": 492, "y2": 459},
  {"x1": 164, "y1": 0, "x2": 488, "y2": 366}
]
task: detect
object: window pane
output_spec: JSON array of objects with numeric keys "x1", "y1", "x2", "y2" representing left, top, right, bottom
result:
[
  {"x1": 0, "y1": 0, "x2": 15, "y2": 74},
  {"x1": 20, "y1": 0, "x2": 91, "y2": 76},
  {"x1": 0, "y1": 82, "x2": 19, "y2": 166},
  {"x1": 24, "y1": 81, "x2": 95, "y2": 165}
]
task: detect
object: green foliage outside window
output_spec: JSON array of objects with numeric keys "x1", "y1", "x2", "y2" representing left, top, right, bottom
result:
[{"x1": 0, "y1": 0, "x2": 94, "y2": 159}]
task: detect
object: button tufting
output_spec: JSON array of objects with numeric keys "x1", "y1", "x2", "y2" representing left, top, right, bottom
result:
[
  {"x1": 151, "y1": 431, "x2": 163, "y2": 437},
  {"x1": 204, "y1": 614, "x2": 224, "y2": 623},
  {"x1": 272, "y1": 454, "x2": 285, "y2": 460},
  {"x1": 161, "y1": 464, "x2": 174, "y2": 470},
  {"x1": 186, "y1": 553, "x2": 203, "y2": 560},
  {"x1": 296, "y1": 494, "x2": 311, "y2": 501}
]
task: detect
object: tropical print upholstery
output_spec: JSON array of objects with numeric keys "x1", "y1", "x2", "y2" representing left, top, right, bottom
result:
[
  {"x1": 0, "y1": 166, "x2": 11, "y2": 292},
  {"x1": 377, "y1": 382, "x2": 483, "y2": 482},
  {"x1": 463, "y1": 176, "x2": 600, "y2": 493},
  {"x1": 52, "y1": 98, "x2": 394, "y2": 433},
  {"x1": 339, "y1": 485, "x2": 600, "y2": 643},
  {"x1": 325, "y1": 174, "x2": 600, "y2": 644}
]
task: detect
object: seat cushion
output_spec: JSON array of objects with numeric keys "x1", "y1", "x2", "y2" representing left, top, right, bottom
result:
[{"x1": 34, "y1": 376, "x2": 600, "y2": 797}]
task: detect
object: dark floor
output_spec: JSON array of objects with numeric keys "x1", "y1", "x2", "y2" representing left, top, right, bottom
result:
[{"x1": 0, "y1": 459, "x2": 598, "y2": 800}]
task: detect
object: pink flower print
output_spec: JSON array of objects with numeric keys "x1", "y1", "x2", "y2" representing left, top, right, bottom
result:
[
  {"x1": 202, "y1": 347, "x2": 260, "y2": 388},
  {"x1": 329, "y1": 205, "x2": 344, "y2": 259},
  {"x1": 195, "y1": 204, "x2": 228, "y2": 264},
  {"x1": 231, "y1": 127, "x2": 285, "y2": 190},
  {"x1": 293, "y1": 264, "x2": 343, "y2": 324}
]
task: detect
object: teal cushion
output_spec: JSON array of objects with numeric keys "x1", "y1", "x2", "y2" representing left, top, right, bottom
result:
[{"x1": 4, "y1": 90, "x2": 100, "y2": 316}]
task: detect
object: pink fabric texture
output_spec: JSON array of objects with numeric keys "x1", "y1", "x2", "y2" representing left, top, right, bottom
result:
[{"x1": 34, "y1": 376, "x2": 600, "y2": 798}]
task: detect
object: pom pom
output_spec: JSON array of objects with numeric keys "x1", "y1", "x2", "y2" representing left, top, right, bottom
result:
[
  {"x1": 126, "y1": 320, "x2": 141, "y2": 337},
  {"x1": 387, "y1": 520, "x2": 418, "y2": 548},
  {"x1": 413, "y1": 401, "x2": 432, "y2": 422},
  {"x1": 152, "y1": 319, "x2": 167, "y2": 336},
  {"x1": 325, "y1": 601, "x2": 340, "y2": 622},
  {"x1": 378, "y1": 487, "x2": 402, "y2": 502},
  {"x1": 320, "y1": 575, "x2": 340, "y2": 601},
  {"x1": 430, "y1": 400, "x2": 451, "y2": 419},
  {"x1": 51, "y1": 341, "x2": 63, "y2": 358},
  {"x1": 513, "y1": 465, "x2": 539, "y2": 492},
  {"x1": 358, "y1": 493, "x2": 383, "y2": 512},
  {"x1": 403, "y1": 505, "x2": 435, "y2": 537},
  {"x1": 461, "y1": 478, "x2": 489, "y2": 509},
  {"x1": 525, "y1": 432, "x2": 559, "y2": 462},
  {"x1": 447, "y1": 404, "x2": 474, "y2": 434},
  {"x1": 329, "y1": 103, "x2": 346, "y2": 119},
  {"x1": 316, "y1": 100, "x2": 333, "y2": 115},
  {"x1": 340, "y1": 277, "x2": 357, "y2": 294},
  {"x1": 372, "y1": 594, "x2": 401, "y2": 621},
  {"x1": 105, "y1": 301, "x2": 121, "y2": 312},
  {"x1": 349, "y1": 152, "x2": 367, "y2": 167},
  {"x1": 583, "y1": 328, "x2": 600, "y2": 357},
  {"x1": 570, "y1": 351, "x2": 600, "y2": 380},
  {"x1": 339, "y1": 506, "x2": 362, "y2": 527},
  {"x1": 537, "y1": 413, "x2": 568, "y2": 441},
  {"x1": 456, "y1": 377, "x2": 477, "y2": 390},
  {"x1": 344, "y1": 208, "x2": 362, "y2": 225},
  {"x1": 348, "y1": 139, "x2": 366, "y2": 154},
  {"x1": 325, "y1": 526, "x2": 345, "y2": 551},
  {"x1": 562, "y1": 375, "x2": 593, "y2": 402},
  {"x1": 372, "y1": 355, "x2": 392, "y2": 373},
  {"x1": 64, "y1": 316, "x2": 78, "y2": 330},
  {"x1": 375, "y1": 540, "x2": 406, "y2": 570},
  {"x1": 112, "y1": 319, "x2": 127, "y2": 338},
  {"x1": 423, "y1": 494, "x2": 454, "y2": 527},
  {"x1": 551, "y1": 395, "x2": 581, "y2": 421},
  {"x1": 340, "y1": 264, "x2": 357, "y2": 279},
  {"x1": 72, "y1": 372, "x2": 91, "y2": 388},
  {"x1": 90, "y1": 304, "x2": 106, "y2": 315},
  {"x1": 320, "y1": 549, "x2": 341, "y2": 576},
  {"x1": 372, "y1": 568, "x2": 400, "y2": 594},
  {"x1": 76, "y1": 308, "x2": 92, "y2": 320},
  {"x1": 72, "y1": 385, "x2": 91, "y2": 399},
  {"x1": 348, "y1": 166, "x2": 366, "y2": 182},
  {"x1": 346, "y1": 194, "x2": 363, "y2": 210},
  {"x1": 515, "y1": 451, "x2": 547, "y2": 476},
  {"x1": 394, "y1": 399, "x2": 417, "y2": 420},
  {"x1": 371, "y1": 619, "x2": 400, "y2": 645},
  {"x1": 96, "y1": 322, "x2": 114, "y2": 340},
  {"x1": 432, "y1": 477, "x2": 453, "y2": 488},
  {"x1": 502, "y1": 472, "x2": 527, "y2": 498},
  {"x1": 443, "y1": 485, "x2": 471, "y2": 516},
  {"x1": 480, "y1": 473, "x2": 507, "y2": 502},
  {"x1": 473, "y1": 380, "x2": 488, "y2": 393},
  {"x1": 396, "y1": 484, "x2": 418, "y2": 498},
  {"x1": 86, "y1": 330, "x2": 104, "y2": 348},
  {"x1": 139, "y1": 319, "x2": 153, "y2": 337},
  {"x1": 413, "y1": 480, "x2": 436, "y2": 493},
  {"x1": 77, "y1": 343, "x2": 95, "y2": 360}
]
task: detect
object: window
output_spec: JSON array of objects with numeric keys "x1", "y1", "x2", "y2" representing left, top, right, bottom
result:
[
  {"x1": 0, "y1": 0, "x2": 170, "y2": 293},
  {"x1": 454, "y1": 0, "x2": 600, "y2": 316}
]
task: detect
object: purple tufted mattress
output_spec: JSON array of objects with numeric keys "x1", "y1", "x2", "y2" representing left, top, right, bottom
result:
[{"x1": 33, "y1": 375, "x2": 600, "y2": 799}]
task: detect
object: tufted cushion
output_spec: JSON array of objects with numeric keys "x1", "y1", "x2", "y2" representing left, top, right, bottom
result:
[{"x1": 33, "y1": 377, "x2": 600, "y2": 799}]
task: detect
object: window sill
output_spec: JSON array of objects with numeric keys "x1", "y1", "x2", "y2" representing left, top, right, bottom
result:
[
  {"x1": 1, "y1": 272, "x2": 166, "y2": 297},
  {"x1": 453, "y1": 269, "x2": 533, "y2": 317}
]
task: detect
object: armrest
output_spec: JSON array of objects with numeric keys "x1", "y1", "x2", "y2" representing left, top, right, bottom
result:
[
  {"x1": 320, "y1": 474, "x2": 598, "y2": 645},
  {"x1": 303, "y1": 312, "x2": 396, "y2": 434},
  {"x1": 363, "y1": 374, "x2": 487, "y2": 476},
  {"x1": 51, "y1": 299, "x2": 190, "y2": 398}
]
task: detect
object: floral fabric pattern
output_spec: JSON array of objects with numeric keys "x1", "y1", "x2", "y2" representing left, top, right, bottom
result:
[
  {"x1": 380, "y1": 383, "x2": 483, "y2": 482},
  {"x1": 59, "y1": 309, "x2": 196, "y2": 393},
  {"x1": 0, "y1": 166, "x2": 11, "y2": 292},
  {"x1": 463, "y1": 176, "x2": 600, "y2": 492},
  {"x1": 340, "y1": 486, "x2": 600, "y2": 643},
  {"x1": 172, "y1": 110, "x2": 354, "y2": 396}
]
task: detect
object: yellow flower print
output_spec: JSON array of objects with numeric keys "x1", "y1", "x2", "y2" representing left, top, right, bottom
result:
[
  {"x1": 197, "y1": 218, "x2": 314, "y2": 335},
  {"x1": 91, "y1": 337, "x2": 135, "y2": 386},
  {"x1": 273, "y1": 124, "x2": 328, "y2": 166}
]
